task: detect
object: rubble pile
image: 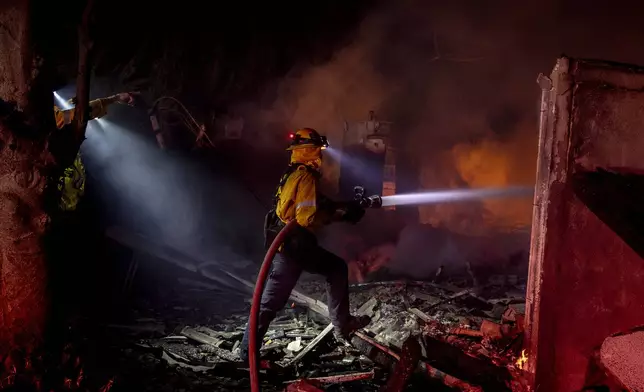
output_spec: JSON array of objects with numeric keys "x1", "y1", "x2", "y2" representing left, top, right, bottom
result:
[{"x1": 123, "y1": 273, "x2": 529, "y2": 391}]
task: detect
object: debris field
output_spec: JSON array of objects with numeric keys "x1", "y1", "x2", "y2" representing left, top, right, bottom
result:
[{"x1": 112, "y1": 271, "x2": 530, "y2": 391}]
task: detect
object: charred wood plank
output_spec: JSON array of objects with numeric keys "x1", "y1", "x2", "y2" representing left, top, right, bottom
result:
[
  {"x1": 180, "y1": 326, "x2": 225, "y2": 347},
  {"x1": 285, "y1": 370, "x2": 375, "y2": 385}
]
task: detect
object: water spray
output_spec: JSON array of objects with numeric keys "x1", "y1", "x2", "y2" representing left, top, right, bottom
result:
[
  {"x1": 353, "y1": 185, "x2": 532, "y2": 208},
  {"x1": 379, "y1": 186, "x2": 534, "y2": 207}
]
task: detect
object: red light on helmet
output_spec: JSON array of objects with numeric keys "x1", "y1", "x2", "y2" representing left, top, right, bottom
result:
[{"x1": 288, "y1": 133, "x2": 294, "y2": 139}]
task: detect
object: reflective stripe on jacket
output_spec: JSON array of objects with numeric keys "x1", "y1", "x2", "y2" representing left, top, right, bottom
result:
[
  {"x1": 275, "y1": 165, "x2": 320, "y2": 228},
  {"x1": 57, "y1": 152, "x2": 86, "y2": 211},
  {"x1": 54, "y1": 98, "x2": 110, "y2": 129},
  {"x1": 54, "y1": 98, "x2": 111, "y2": 211}
]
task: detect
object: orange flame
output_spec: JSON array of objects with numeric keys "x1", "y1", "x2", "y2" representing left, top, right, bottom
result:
[{"x1": 516, "y1": 349, "x2": 528, "y2": 370}]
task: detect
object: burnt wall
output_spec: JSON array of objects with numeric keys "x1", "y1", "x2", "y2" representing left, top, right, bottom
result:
[{"x1": 527, "y1": 57, "x2": 644, "y2": 391}]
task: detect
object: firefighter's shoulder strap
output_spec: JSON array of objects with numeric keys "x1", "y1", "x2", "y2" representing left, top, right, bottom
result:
[{"x1": 272, "y1": 163, "x2": 319, "y2": 208}]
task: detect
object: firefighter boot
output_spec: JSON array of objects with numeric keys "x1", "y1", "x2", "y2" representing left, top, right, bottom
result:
[{"x1": 333, "y1": 315, "x2": 371, "y2": 343}]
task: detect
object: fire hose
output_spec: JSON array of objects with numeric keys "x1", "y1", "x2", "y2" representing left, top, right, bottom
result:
[
  {"x1": 249, "y1": 188, "x2": 382, "y2": 392},
  {"x1": 249, "y1": 219, "x2": 298, "y2": 392}
]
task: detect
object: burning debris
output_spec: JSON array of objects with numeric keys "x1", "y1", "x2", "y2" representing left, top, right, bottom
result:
[
  {"x1": 107, "y1": 272, "x2": 530, "y2": 391},
  {"x1": 515, "y1": 350, "x2": 528, "y2": 371},
  {"x1": 0, "y1": 255, "x2": 531, "y2": 391},
  {"x1": 87, "y1": 226, "x2": 533, "y2": 391}
]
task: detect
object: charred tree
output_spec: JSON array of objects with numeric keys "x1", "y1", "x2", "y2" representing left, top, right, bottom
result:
[
  {"x1": 0, "y1": 1, "x2": 54, "y2": 354},
  {"x1": 0, "y1": 0, "x2": 92, "y2": 356}
]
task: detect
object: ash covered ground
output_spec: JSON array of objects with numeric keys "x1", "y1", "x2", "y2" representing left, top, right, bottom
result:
[
  {"x1": 0, "y1": 222, "x2": 531, "y2": 392},
  {"x1": 42, "y1": 247, "x2": 529, "y2": 392}
]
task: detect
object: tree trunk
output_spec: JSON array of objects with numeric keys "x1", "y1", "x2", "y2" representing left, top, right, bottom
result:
[{"x1": 0, "y1": 1, "x2": 57, "y2": 355}]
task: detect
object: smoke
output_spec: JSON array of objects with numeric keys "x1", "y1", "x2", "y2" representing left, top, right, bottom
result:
[
  {"x1": 49, "y1": 79, "x2": 269, "y2": 278},
  {"x1": 235, "y1": 0, "x2": 644, "y2": 278},
  {"x1": 241, "y1": 32, "x2": 389, "y2": 194},
  {"x1": 80, "y1": 114, "x2": 266, "y2": 278},
  {"x1": 243, "y1": 0, "x2": 644, "y2": 225},
  {"x1": 239, "y1": 1, "x2": 538, "y2": 232},
  {"x1": 387, "y1": 224, "x2": 530, "y2": 279},
  {"x1": 421, "y1": 119, "x2": 539, "y2": 234},
  {"x1": 67, "y1": 1, "x2": 644, "y2": 283}
]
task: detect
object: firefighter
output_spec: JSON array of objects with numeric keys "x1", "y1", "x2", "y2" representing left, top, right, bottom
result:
[
  {"x1": 48, "y1": 92, "x2": 135, "y2": 324},
  {"x1": 55, "y1": 92, "x2": 135, "y2": 211},
  {"x1": 239, "y1": 128, "x2": 371, "y2": 363}
]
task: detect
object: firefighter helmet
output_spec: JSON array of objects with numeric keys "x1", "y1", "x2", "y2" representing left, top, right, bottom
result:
[{"x1": 287, "y1": 128, "x2": 329, "y2": 150}]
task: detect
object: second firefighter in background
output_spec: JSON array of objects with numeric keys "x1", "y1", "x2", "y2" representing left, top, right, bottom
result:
[
  {"x1": 48, "y1": 91, "x2": 136, "y2": 320},
  {"x1": 54, "y1": 92, "x2": 135, "y2": 211},
  {"x1": 239, "y1": 128, "x2": 370, "y2": 362}
]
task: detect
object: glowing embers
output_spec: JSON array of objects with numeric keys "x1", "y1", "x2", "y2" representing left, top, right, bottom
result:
[
  {"x1": 0, "y1": 347, "x2": 115, "y2": 391},
  {"x1": 515, "y1": 349, "x2": 528, "y2": 370}
]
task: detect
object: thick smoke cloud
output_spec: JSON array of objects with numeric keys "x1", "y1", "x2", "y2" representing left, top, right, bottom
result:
[
  {"x1": 81, "y1": 1, "x2": 644, "y2": 280},
  {"x1": 229, "y1": 0, "x2": 644, "y2": 279},
  {"x1": 242, "y1": 0, "x2": 644, "y2": 236}
]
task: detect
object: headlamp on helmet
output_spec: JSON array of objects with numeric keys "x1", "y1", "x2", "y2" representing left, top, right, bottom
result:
[{"x1": 287, "y1": 128, "x2": 329, "y2": 150}]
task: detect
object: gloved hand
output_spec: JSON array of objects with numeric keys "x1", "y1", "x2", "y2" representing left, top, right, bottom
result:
[
  {"x1": 116, "y1": 92, "x2": 138, "y2": 106},
  {"x1": 341, "y1": 201, "x2": 365, "y2": 224}
]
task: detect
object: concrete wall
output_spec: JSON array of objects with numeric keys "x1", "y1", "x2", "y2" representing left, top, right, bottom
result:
[{"x1": 526, "y1": 57, "x2": 644, "y2": 391}]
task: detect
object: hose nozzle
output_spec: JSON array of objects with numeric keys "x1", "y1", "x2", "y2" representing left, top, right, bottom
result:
[
  {"x1": 353, "y1": 186, "x2": 383, "y2": 209},
  {"x1": 364, "y1": 194, "x2": 382, "y2": 209}
]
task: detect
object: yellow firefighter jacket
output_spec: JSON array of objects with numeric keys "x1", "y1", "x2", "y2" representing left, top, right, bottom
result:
[
  {"x1": 54, "y1": 97, "x2": 114, "y2": 211},
  {"x1": 275, "y1": 164, "x2": 334, "y2": 230}
]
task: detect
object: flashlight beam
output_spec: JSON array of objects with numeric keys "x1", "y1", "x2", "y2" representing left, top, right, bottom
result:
[
  {"x1": 53, "y1": 91, "x2": 72, "y2": 110},
  {"x1": 380, "y1": 186, "x2": 534, "y2": 207}
]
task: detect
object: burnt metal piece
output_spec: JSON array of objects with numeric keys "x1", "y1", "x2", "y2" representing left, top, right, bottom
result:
[
  {"x1": 354, "y1": 331, "x2": 481, "y2": 391},
  {"x1": 382, "y1": 336, "x2": 422, "y2": 392}
]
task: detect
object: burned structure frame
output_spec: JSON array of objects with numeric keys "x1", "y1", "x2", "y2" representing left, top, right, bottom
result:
[{"x1": 526, "y1": 56, "x2": 644, "y2": 391}]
